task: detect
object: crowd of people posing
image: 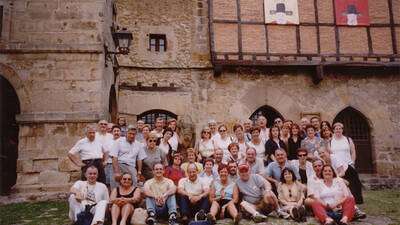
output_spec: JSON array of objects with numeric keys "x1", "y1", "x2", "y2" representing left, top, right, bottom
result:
[{"x1": 67, "y1": 115, "x2": 366, "y2": 225}]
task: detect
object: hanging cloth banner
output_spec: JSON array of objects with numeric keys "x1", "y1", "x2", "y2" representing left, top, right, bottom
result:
[
  {"x1": 264, "y1": 0, "x2": 299, "y2": 25},
  {"x1": 334, "y1": 0, "x2": 370, "y2": 26}
]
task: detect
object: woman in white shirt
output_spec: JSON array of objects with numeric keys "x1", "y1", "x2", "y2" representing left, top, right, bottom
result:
[
  {"x1": 310, "y1": 165, "x2": 355, "y2": 225},
  {"x1": 329, "y1": 122, "x2": 363, "y2": 205},
  {"x1": 246, "y1": 126, "x2": 266, "y2": 161},
  {"x1": 213, "y1": 124, "x2": 233, "y2": 158},
  {"x1": 197, "y1": 128, "x2": 214, "y2": 160}
]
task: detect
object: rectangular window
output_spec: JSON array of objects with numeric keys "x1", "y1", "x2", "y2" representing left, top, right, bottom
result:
[{"x1": 148, "y1": 34, "x2": 167, "y2": 52}]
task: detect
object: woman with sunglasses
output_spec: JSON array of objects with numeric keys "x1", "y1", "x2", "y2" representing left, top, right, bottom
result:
[
  {"x1": 213, "y1": 124, "x2": 233, "y2": 159},
  {"x1": 290, "y1": 148, "x2": 314, "y2": 185},
  {"x1": 197, "y1": 127, "x2": 214, "y2": 161},
  {"x1": 277, "y1": 168, "x2": 306, "y2": 222},
  {"x1": 310, "y1": 165, "x2": 355, "y2": 225},
  {"x1": 142, "y1": 134, "x2": 168, "y2": 180},
  {"x1": 110, "y1": 172, "x2": 141, "y2": 225}
]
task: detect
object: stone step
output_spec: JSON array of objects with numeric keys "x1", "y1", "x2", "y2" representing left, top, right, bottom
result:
[{"x1": 359, "y1": 174, "x2": 400, "y2": 190}]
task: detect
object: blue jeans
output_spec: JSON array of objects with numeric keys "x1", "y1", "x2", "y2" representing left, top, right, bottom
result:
[
  {"x1": 178, "y1": 195, "x2": 210, "y2": 218},
  {"x1": 146, "y1": 195, "x2": 177, "y2": 218}
]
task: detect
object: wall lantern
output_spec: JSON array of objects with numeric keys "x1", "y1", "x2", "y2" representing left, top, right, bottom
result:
[{"x1": 105, "y1": 27, "x2": 133, "y2": 66}]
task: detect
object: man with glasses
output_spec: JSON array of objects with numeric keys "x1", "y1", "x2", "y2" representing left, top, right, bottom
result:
[
  {"x1": 290, "y1": 148, "x2": 315, "y2": 184},
  {"x1": 110, "y1": 125, "x2": 146, "y2": 186},
  {"x1": 68, "y1": 124, "x2": 107, "y2": 184},
  {"x1": 233, "y1": 163, "x2": 278, "y2": 222},
  {"x1": 242, "y1": 119, "x2": 253, "y2": 142},
  {"x1": 144, "y1": 163, "x2": 178, "y2": 225}
]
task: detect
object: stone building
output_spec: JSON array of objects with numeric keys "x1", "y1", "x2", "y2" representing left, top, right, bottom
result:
[{"x1": 0, "y1": 0, "x2": 399, "y2": 197}]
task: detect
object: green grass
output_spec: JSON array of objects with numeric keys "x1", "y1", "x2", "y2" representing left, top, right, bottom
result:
[
  {"x1": 360, "y1": 189, "x2": 400, "y2": 224},
  {"x1": 0, "y1": 201, "x2": 69, "y2": 225},
  {"x1": 0, "y1": 189, "x2": 399, "y2": 225}
]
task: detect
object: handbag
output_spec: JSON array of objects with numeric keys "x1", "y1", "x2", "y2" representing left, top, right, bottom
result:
[
  {"x1": 188, "y1": 211, "x2": 212, "y2": 225},
  {"x1": 75, "y1": 204, "x2": 96, "y2": 225}
]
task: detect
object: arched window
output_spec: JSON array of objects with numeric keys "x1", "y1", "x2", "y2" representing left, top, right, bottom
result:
[
  {"x1": 137, "y1": 109, "x2": 177, "y2": 129},
  {"x1": 0, "y1": 75, "x2": 20, "y2": 194},
  {"x1": 250, "y1": 105, "x2": 284, "y2": 128},
  {"x1": 333, "y1": 107, "x2": 374, "y2": 173}
]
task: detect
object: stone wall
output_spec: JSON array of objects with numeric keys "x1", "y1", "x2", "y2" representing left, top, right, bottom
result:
[
  {"x1": 0, "y1": 0, "x2": 116, "y2": 194},
  {"x1": 115, "y1": 0, "x2": 400, "y2": 181}
]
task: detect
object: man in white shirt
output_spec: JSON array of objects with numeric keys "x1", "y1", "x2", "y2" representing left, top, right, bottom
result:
[
  {"x1": 178, "y1": 163, "x2": 210, "y2": 222},
  {"x1": 257, "y1": 116, "x2": 269, "y2": 142},
  {"x1": 68, "y1": 125, "x2": 107, "y2": 183},
  {"x1": 68, "y1": 166, "x2": 109, "y2": 225},
  {"x1": 110, "y1": 125, "x2": 147, "y2": 186},
  {"x1": 208, "y1": 119, "x2": 219, "y2": 140},
  {"x1": 95, "y1": 120, "x2": 114, "y2": 187},
  {"x1": 144, "y1": 163, "x2": 178, "y2": 225}
]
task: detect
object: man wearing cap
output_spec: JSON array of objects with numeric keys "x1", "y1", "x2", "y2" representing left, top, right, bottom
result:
[
  {"x1": 68, "y1": 124, "x2": 107, "y2": 184},
  {"x1": 233, "y1": 163, "x2": 279, "y2": 222},
  {"x1": 177, "y1": 163, "x2": 210, "y2": 222},
  {"x1": 110, "y1": 125, "x2": 146, "y2": 186}
]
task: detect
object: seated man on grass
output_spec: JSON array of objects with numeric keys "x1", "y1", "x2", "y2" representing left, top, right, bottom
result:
[
  {"x1": 177, "y1": 163, "x2": 210, "y2": 223},
  {"x1": 68, "y1": 165, "x2": 109, "y2": 225},
  {"x1": 144, "y1": 163, "x2": 178, "y2": 225},
  {"x1": 233, "y1": 163, "x2": 279, "y2": 223}
]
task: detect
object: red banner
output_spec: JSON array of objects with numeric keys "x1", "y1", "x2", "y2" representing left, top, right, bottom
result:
[{"x1": 335, "y1": 0, "x2": 370, "y2": 26}]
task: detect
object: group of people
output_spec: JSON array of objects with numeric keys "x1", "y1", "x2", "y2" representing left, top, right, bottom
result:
[{"x1": 67, "y1": 115, "x2": 366, "y2": 225}]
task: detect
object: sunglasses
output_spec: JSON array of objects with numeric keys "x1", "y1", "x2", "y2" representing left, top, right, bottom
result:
[
  {"x1": 148, "y1": 139, "x2": 157, "y2": 143},
  {"x1": 100, "y1": 123, "x2": 108, "y2": 125},
  {"x1": 122, "y1": 178, "x2": 132, "y2": 181},
  {"x1": 289, "y1": 189, "x2": 292, "y2": 198},
  {"x1": 219, "y1": 130, "x2": 227, "y2": 132},
  {"x1": 298, "y1": 154, "x2": 307, "y2": 157},
  {"x1": 275, "y1": 120, "x2": 282, "y2": 123}
]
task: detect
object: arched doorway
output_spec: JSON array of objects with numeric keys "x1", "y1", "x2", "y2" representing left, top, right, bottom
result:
[
  {"x1": 109, "y1": 85, "x2": 118, "y2": 123},
  {"x1": 333, "y1": 107, "x2": 374, "y2": 173},
  {"x1": 250, "y1": 105, "x2": 284, "y2": 128},
  {"x1": 138, "y1": 109, "x2": 177, "y2": 129},
  {"x1": 0, "y1": 76, "x2": 20, "y2": 195}
]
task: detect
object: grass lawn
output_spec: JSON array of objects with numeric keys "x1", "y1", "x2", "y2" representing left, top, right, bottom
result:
[{"x1": 0, "y1": 189, "x2": 399, "y2": 225}]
